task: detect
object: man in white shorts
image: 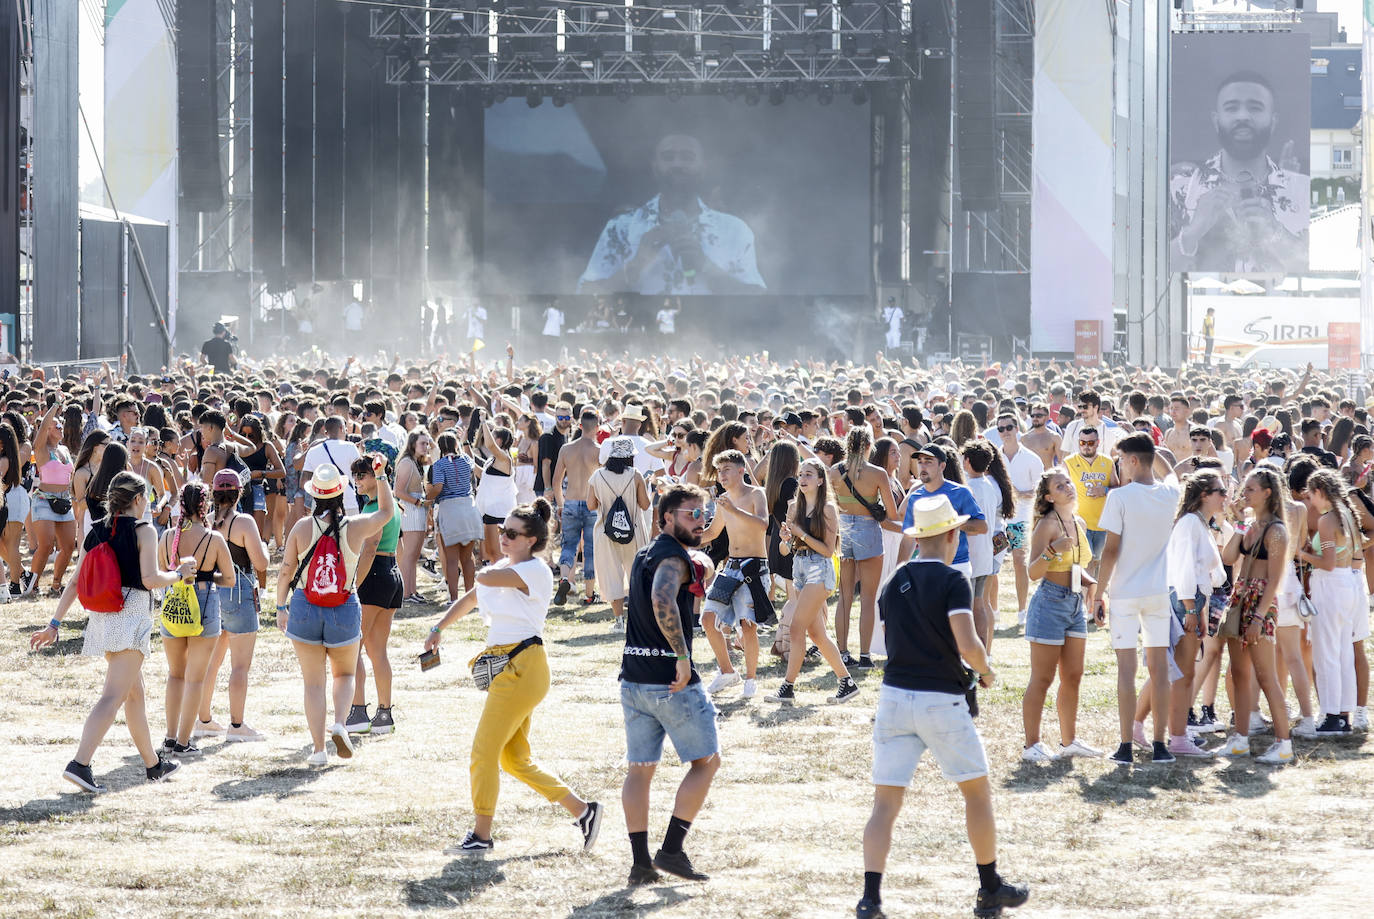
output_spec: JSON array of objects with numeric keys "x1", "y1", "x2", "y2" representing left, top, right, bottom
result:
[
  {"x1": 857, "y1": 495, "x2": 1028, "y2": 919},
  {"x1": 1095, "y1": 432, "x2": 1180, "y2": 766}
]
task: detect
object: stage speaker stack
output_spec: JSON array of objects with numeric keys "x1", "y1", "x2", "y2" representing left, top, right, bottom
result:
[
  {"x1": 177, "y1": 2, "x2": 224, "y2": 213},
  {"x1": 955, "y1": 0, "x2": 997, "y2": 212}
]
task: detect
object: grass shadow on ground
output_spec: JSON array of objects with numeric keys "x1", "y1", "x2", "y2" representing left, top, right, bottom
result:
[
  {"x1": 211, "y1": 755, "x2": 332, "y2": 801},
  {"x1": 402, "y1": 852, "x2": 566, "y2": 910},
  {"x1": 1078, "y1": 761, "x2": 1217, "y2": 804},
  {"x1": 0, "y1": 793, "x2": 96, "y2": 824},
  {"x1": 1003, "y1": 758, "x2": 1079, "y2": 792},
  {"x1": 565, "y1": 883, "x2": 694, "y2": 919}
]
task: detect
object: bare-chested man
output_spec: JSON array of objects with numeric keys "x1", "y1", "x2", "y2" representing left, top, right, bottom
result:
[
  {"x1": 1022, "y1": 403, "x2": 1062, "y2": 469},
  {"x1": 698, "y1": 450, "x2": 772, "y2": 699},
  {"x1": 1162, "y1": 395, "x2": 1192, "y2": 458},
  {"x1": 1214, "y1": 395, "x2": 1245, "y2": 455},
  {"x1": 553, "y1": 409, "x2": 604, "y2": 604}
]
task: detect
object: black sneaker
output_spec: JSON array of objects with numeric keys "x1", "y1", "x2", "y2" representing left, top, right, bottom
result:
[
  {"x1": 1316, "y1": 714, "x2": 1349, "y2": 735},
  {"x1": 1151, "y1": 741, "x2": 1176, "y2": 765},
  {"x1": 576, "y1": 801, "x2": 603, "y2": 852},
  {"x1": 855, "y1": 898, "x2": 886, "y2": 919},
  {"x1": 7, "y1": 580, "x2": 19, "y2": 600},
  {"x1": 627, "y1": 863, "x2": 661, "y2": 886},
  {"x1": 652, "y1": 848, "x2": 708, "y2": 881},
  {"x1": 1187, "y1": 708, "x2": 1199, "y2": 729},
  {"x1": 764, "y1": 682, "x2": 796, "y2": 704},
  {"x1": 345, "y1": 704, "x2": 372, "y2": 734},
  {"x1": 805, "y1": 645, "x2": 821, "y2": 662},
  {"x1": 840, "y1": 650, "x2": 858, "y2": 667},
  {"x1": 443, "y1": 831, "x2": 494, "y2": 856},
  {"x1": 170, "y1": 741, "x2": 202, "y2": 757},
  {"x1": 974, "y1": 881, "x2": 1030, "y2": 917},
  {"x1": 369, "y1": 706, "x2": 394, "y2": 735},
  {"x1": 17, "y1": 571, "x2": 36, "y2": 598},
  {"x1": 554, "y1": 578, "x2": 572, "y2": 606},
  {"x1": 420, "y1": 556, "x2": 438, "y2": 576},
  {"x1": 829, "y1": 678, "x2": 860, "y2": 704},
  {"x1": 146, "y1": 754, "x2": 181, "y2": 783},
  {"x1": 853, "y1": 655, "x2": 875, "y2": 670},
  {"x1": 1108, "y1": 742, "x2": 1134, "y2": 766},
  {"x1": 160, "y1": 738, "x2": 176, "y2": 754},
  {"x1": 62, "y1": 759, "x2": 106, "y2": 793}
]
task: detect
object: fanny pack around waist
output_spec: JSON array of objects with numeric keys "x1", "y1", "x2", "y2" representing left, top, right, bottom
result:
[
  {"x1": 470, "y1": 635, "x2": 544, "y2": 691},
  {"x1": 704, "y1": 558, "x2": 777, "y2": 626}
]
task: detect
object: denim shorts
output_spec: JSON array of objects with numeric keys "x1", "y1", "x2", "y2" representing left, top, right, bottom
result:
[
  {"x1": 840, "y1": 514, "x2": 884, "y2": 561},
  {"x1": 703, "y1": 558, "x2": 769, "y2": 629},
  {"x1": 221, "y1": 570, "x2": 260, "y2": 635},
  {"x1": 247, "y1": 482, "x2": 267, "y2": 513},
  {"x1": 1024, "y1": 579, "x2": 1087, "y2": 646},
  {"x1": 284, "y1": 589, "x2": 362, "y2": 647},
  {"x1": 159, "y1": 583, "x2": 223, "y2": 639},
  {"x1": 33, "y1": 493, "x2": 75, "y2": 523},
  {"x1": 872, "y1": 685, "x2": 988, "y2": 785},
  {"x1": 620, "y1": 680, "x2": 719, "y2": 765},
  {"x1": 792, "y1": 550, "x2": 836, "y2": 592},
  {"x1": 1084, "y1": 528, "x2": 1107, "y2": 560}
]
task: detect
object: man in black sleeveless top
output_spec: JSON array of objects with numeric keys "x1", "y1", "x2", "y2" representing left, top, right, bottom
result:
[{"x1": 620, "y1": 483, "x2": 720, "y2": 886}]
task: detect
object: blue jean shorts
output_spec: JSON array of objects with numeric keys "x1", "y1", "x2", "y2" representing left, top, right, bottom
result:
[
  {"x1": 159, "y1": 583, "x2": 223, "y2": 639},
  {"x1": 221, "y1": 570, "x2": 260, "y2": 634},
  {"x1": 840, "y1": 514, "x2": 884, "y2": 561},
  {"x1": 620, "y1": 680, "x2": 719, "y2": 765},
  {"x1": 1084, "y1": 528, "x2": 1107, "y2": 559},
  {"x1": 1024, "y1": 579, "x2": 1087, "y2": 645},
  {"x1": 284, "y1": 589, "x2": 361, "y2": 647},
  {"x1": 793, "y1": 550, "x2": 836, "y2": 592},
  {"x1": 872, "y1": 685, "x2": 988, "y2": 785},
  {"x1": 33, "y1": 493, "x2": 75, "y2": 523}
]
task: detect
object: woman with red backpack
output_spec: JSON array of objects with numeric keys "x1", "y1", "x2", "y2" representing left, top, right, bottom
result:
[
  {"x1": 275, "y1": 457, "x2": 395, "y2": 765},
  {"x1": 29, "y1": 471, "x2": 193, "y2": 792}
]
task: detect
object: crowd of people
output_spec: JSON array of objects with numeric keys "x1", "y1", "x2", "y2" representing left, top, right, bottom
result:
[{"x1": 16, "y1": 345, "x2": 1374, "y2": 918}]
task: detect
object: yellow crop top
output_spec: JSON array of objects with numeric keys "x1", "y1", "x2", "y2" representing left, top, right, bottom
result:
[{"x1": 1045, "y1": 519, "x2": 1092, "y2": 572}]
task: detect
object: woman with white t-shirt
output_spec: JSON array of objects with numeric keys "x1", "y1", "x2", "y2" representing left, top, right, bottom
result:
[{"x1": 423, "y1": 499, "x2": 602, "y2": 855}]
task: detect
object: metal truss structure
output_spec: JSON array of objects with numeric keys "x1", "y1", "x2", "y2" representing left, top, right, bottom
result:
[
  {"x1": 181, "y1": 0, "x2": 253, "y2": 275},
  {"x1": 370, "y1": 1, "x2": 933, "y2": 86}
]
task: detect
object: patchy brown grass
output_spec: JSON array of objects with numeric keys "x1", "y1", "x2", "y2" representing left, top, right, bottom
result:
[{"x1": 2, "y1": 569, "x2": 1374, "y2": 918}]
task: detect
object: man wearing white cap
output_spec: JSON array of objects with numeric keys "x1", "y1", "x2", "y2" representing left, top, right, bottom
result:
[
  {"x1": 857, "y1": 494, "x2": 1028, "y2": 919},
  {"x1": 599, "y1": 403, "x2": 664, "y2": 475}
]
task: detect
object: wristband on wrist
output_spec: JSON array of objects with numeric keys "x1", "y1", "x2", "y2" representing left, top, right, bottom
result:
[
  {"x1": 675, "y1": 654, "x2": 689, "y2": 661},
  {"x1": 276, "y1": 604, "x2": 288, "y2": 613},
  {"x1": 49, "y1": 618, "x2": 60, "y2": 630},
  {"x1": 430, "y1": 625, "x2": 442, "y2": 634}
]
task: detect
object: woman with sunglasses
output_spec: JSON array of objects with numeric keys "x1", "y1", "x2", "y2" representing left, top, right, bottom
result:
[
  {"x1": 30, "y1": 402, "x2": 78, "y2": 597},
  {"x1": 396, "y1": 428, "x2": 435, "y2": 603},
  {"x1": 422, "y1": 499, "x2": 603, "y2": 855},
  {"x1": 1020, "y1": 470, "x2": 1100, "y2": 761},
  {"x1": 237, "y1": 415, "x2": 284, "y2": 538},
  {"x1": 344, "y1": 455, "x2": 405, "y2": 736},
  {"x1": 125, "y1": 427, "x2": 168, "y2": 528}
]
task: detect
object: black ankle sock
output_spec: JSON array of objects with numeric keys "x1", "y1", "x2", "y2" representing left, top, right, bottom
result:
[
  {"x1": 977, "y1": 860, "x2": 1001, "y2": 892},
  {"x1": 629, "y1": 831, "x2": 652, "y2": 867},
  {"x1": 863, "y1": 871, "x2": 882, "y2": 903},
  {"x1": 230, "y1": 722, "x2": 242, "y2": 729},
  {"x1": 661, "y1": 815, "x2": 691, "y2": 854}
]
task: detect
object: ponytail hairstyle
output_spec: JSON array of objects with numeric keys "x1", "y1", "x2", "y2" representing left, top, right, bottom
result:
[
  {"x1": 963, "y1": 439, "x2": 1014, "y2": 519},
  {"x1": 312, "y1": 494, "x2": 345, "y2": 534},
  {"x1": 507, "y1": 497, "x2": 553, "y2": 552},
  {"x1": 1245, "y1": 466, "x2": 1287, "y2": 522},
  {"x1": 1307, "y1": 468, "x2": 1359, "y2": 542},
  {"x1": 179, "y1": 480, "x2": 211, "y2": 527},
  {"x1": 1176, "y1": 470, "x2": 1223, "y2": 523},
  {"x1": 105, "y1": 471, "x2": 148, "y2": 519},
  {"x1": 844, "y1": 424, "x2": 873, "y2": 485}
]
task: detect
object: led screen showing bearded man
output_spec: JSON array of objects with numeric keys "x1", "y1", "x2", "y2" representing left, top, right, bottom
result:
[
  {"x1": 578, "y1": 134, "x2": 767, "y2": 295},
  {"x1": 1168, "y1": 70, "x2": 1310, "y2": 274}
]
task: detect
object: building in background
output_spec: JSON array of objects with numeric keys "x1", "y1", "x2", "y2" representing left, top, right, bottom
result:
[{"x1": 1310, "y1": 43, "x2": 1362, "y2": 215}]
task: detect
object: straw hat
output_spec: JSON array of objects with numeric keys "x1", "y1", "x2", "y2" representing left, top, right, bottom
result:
[
  {"x1": 902, "y1": 494, "x2": 969, "y2": 539},
  {"x1": 305, "y1": 463, "x2": 346, "y2": 500}
]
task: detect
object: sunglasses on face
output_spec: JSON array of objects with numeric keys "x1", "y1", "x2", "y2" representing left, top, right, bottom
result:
[
  {"x1": 997, "y1": 425, "x2": 1016, "y2": 433},
  {"x1": 351, "y1": 471, "x2": 372, "y2": 480},
  {"x1": 556, "y1": 415, "x2": 571, "y2": 421},
  {"x1": 1031, "y1": 413, "x2": 1047, "y2": 419},
  {"x1": 499, "y1": 527, "x2": 527, "y2": 540},
  {"x1": 676, "y1": 507, "x2": 705, "y2": 520},
  {"x1": 1078, "y1": 439, "x2": 1097, "y2": 446}
]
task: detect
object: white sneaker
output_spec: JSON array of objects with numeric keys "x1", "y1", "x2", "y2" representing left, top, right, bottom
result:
[
  {"x1": 191, "y1": 720, "x2": 226, "y2": 739},
  {"x1": 740, "y1": 679, "x2": 757, "y2": 700},
  {"x1": 706, "y1": 671, "x2": 742, "y2": 694},
  {"x1": 1017, "y1": 609, "x2": 1028, "y2": 627},
  {"x1": 225, "y1": 724, "x2": 266, "y2": 743},
  {"x1": 1249, "y1": 712, "x2": 1272, "y2": 735},
  {"x1": 1256, "y1": 739, "x2": 1293, "y2": 765},
  {"x1": 611, "y1": 617, "x2": 625, "y2": 634},
  {"x1": 1221, "y1": 734, "x2": 1251, "y2": 757},
  {"x1": 1059, "y1": 739, "x2": 1104, "y2": 759},
  {"x1": 329, "y1": 723, "x2": 355, "y2": 760},
  {"x1": 306, "y1": 749, "x2": 327, "y2": 766},
  {"x1": 1291, "y1": 716, "x2": 1318, "y2": 739},
  {"x1": 1354, "y1": 707, "x2": 1369, "y2": 732},
  {"x1": 1021, "y1": 741, "x2": 1058, "y2": 762}
]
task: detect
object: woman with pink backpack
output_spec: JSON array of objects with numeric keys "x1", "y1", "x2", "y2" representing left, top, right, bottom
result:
[{"x1": 274, "y1": 457, "x2": 395, "y2": 765}]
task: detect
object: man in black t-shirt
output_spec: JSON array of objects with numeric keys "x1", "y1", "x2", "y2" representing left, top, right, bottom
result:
[
  {"x1": 857, "y1": 494, "x2": 1028, "y2": 919},
  {"x1": 619, "y1": 484, "x2": 720, "y2": 888},
  {"x1": 535, "y1": 403, "x2": 571, "y2": 497},
  {"x1": 200, "y1": 323, "x2": 237, "y2": 374}
]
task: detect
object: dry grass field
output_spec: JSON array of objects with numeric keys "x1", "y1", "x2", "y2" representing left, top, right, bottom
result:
[{"x1": 4, "y1": 567, "x2": 1374, "y2": 919}]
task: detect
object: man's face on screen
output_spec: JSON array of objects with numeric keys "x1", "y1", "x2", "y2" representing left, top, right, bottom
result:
[
  {"x1": 1212, "y1": 80, "x2": 1274, "y2": 161},
  {"x1": 653, "y1": 135, "x2": 705, "y2": 198}
]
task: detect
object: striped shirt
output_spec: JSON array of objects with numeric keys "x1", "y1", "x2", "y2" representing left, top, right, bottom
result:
[{"x1": 431, "y1": 454, "x2": 473, "y2": 501}]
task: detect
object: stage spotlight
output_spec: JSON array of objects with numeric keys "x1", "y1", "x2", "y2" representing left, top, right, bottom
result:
[
  {"x1": 768, "y1": 84, "x2": 785, "y2": 105},
  {"x1": 817, "y1": 82, "x2": 834, "y2": 104},
  {"x1": 526, "y1": 87, "x2": 543, "y2": 107},
  {"x1": 552, "y1": 85, "x2": 570, "y2": 106},
  {"x1": 494, "y1": 85, "x2": 510, "y2": 102},
  {"x1": 743, "y1": 85, "x2": 760, "y2": 105},
  {"x1": 851, "y1": 83, "x2": 869, "y2": 104}
]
